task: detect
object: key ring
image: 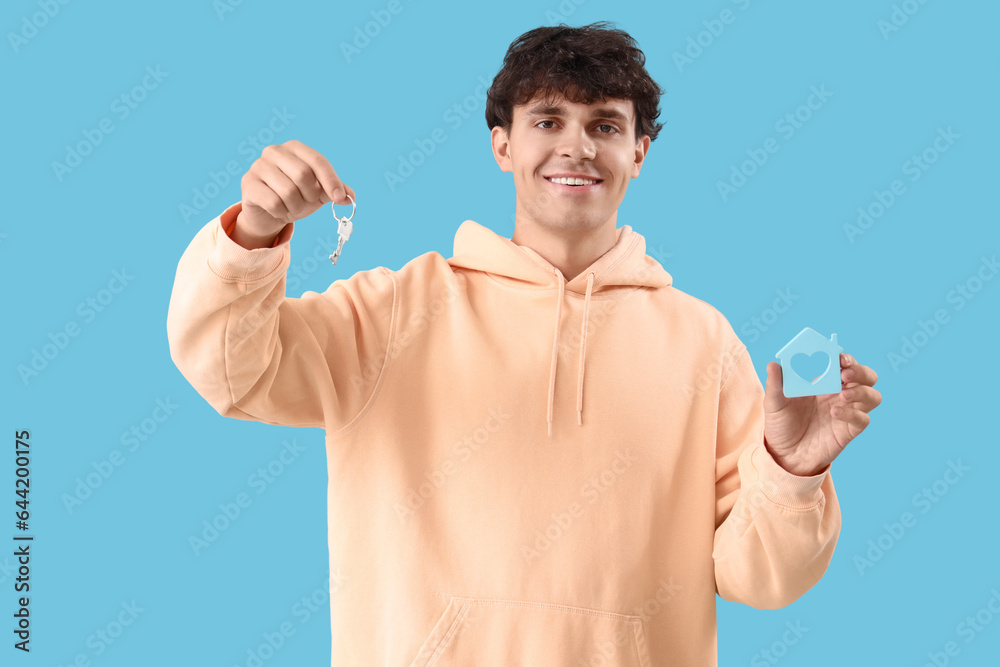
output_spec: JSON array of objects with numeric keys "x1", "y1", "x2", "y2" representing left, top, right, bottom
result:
[{"x1": 333, "y1": 193, "x2": 355, "y2": 224}]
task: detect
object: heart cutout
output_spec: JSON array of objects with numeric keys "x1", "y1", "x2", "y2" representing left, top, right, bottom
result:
[{"x1": 790, "y1": 351, "x2": 831, "y2": 384}]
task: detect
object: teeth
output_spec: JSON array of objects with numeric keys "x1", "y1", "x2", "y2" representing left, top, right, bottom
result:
[{"x1": 548, "y1": 176, "x2": 598, "y2": 186}]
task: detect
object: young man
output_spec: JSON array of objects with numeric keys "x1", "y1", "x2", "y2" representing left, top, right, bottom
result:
[{"x1": 167, "y1": 21, "x2": 880, "y2": 666}]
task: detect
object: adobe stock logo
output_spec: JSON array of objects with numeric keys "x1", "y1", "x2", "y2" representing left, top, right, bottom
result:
[
  {"x1": 877, "y1": 0, "x2": 933, "y2": 41},
  {"x1": 716, "y1": 85, "x2": 834, "y2": 202},
  {"x1": 739, "y1": 288, "x2": 799, "y2": 344},
  {"x1": 188, "y1": 439, "x2": 306, "y2": 556},
  {"x1": 384, "y1": 75, "x2": 492, "y2": 192},
  {"x1": 213, "y1": 0, "x2": 247, "y2": 21},
  {"x1": 61, "y1": 398, "x2": 179, "y2": 514},
  {"x1": 853, "y1": 459, "x2": 969, "y2": 576},
  {"x1": 231, "y1": 570, "x2": 349, "y2": 667},
  {"x1": 671, "y1": 0, "x2": 757, "y2": 73},
  {"x1": 843, "y1": 126, "x2": 959, "y2": 244},
  {"x1": 886, "y1": 254, "x2": 995, "y2": 373},
  {"x1": 51, "y1": 66, "x2": 169, "y2": 182},
  {"x1": 179, "y1": 107, "x2": 295, "y2": 224},
  {"x1": 18, "y1": 268, "x2": 134, "y2": 386},
  {"x1": 542, "y1": 0, "x2": 589, "y2": 25},
  {"x1": 750, "y1": 620, "x2": 809, "y2": 667},
  {"x1": 394, "y1": 407, "x2": 510, "y2": 523},
  {"x1": 339, "y1": 0, "x2": 413, "y2": 63},
  {"x1": 919, "y1": 587, "x2": 1000, "y2": 667},
  {"x1": 7, "y1": 0, "x2": 72, "y2": 54},
  {"x1": 521, "y1": 448, "x2": 638, "y2": 564},
  {"x1": 54, "y1": 600, "x2": 145, "y2": 665}
]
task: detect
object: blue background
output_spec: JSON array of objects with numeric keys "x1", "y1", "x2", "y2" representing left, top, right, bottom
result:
[{"x1": 4, "y1": 0, "x2": 999, "y2": 665}]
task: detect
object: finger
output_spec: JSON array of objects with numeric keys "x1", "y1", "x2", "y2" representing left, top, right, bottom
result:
[
  {"x1": 764, "y1": 362, "x2": 788, "y2": 407},
  {"x1": 831, "y1": 403, "x2": 871, "y2": 433},
  {"x1": 329, "y1": 183, "x2": 357, "y2": 208},
  {"x1": 256, "y1": 158, "x2": 303, "y2": 221},
  {"x1": 285, "y1": 140, "x2": 349, "y2": 204},
  {"x1": 849, "y1": 364, "x2": 879, "y2": 388},
  {"x1": 266, "y1": 145, "x2": 323, "y2": 208},
  {"x1": 766, "y1": 361, "x2": 781, "y2": 386},
  {"x1": 838, "y1": 385, "x2": 882, "y2": 411},
  {"x1": 840, "y1": 354, "x2": 878, "y2": 388}
]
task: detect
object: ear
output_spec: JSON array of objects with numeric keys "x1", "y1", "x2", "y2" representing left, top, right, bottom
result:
[
  {"x1": 491, "y1": 125, "x2": 513, "y2": 173},
  {"x1": 631, "y1": 134, "x2": 651, "y2": 179}
]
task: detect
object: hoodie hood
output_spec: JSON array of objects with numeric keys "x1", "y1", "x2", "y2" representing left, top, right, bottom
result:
[{"x1": 447, "y1": 220, "x2": 673, "y2": 438}]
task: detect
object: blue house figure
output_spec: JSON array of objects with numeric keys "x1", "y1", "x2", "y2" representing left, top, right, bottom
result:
[{"x1": 775, "y1": 327, "x2": 844, "y2": 398}]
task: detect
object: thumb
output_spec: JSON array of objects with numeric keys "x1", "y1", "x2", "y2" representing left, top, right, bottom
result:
[{"x1": 764, "y1": 361, "x2": 789, "y2": 411}]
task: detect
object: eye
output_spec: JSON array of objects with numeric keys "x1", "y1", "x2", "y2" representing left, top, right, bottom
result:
[{"x1": 535, "y1": 120, "x2": 619, "y2": 134}]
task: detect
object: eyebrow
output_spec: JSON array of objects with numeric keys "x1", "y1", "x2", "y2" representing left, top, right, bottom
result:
[{"x1": 523, "y1": 103, "x2": 630, "y2": 124}]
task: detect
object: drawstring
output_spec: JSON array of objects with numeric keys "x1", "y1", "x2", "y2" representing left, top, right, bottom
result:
[
  {"x1": 546, "y1": 268, "x2": 564, "y2": 437},
  {"x1": 577, "y1": 272, "x2": 594, "y2": 426},
  {"x1": 546, "y1": 269, "x2": 596, "y2": 437}
]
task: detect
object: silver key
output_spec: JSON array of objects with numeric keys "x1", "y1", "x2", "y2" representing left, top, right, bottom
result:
[
  {"x1": 329, "y1": 232, "x2": 347, "y2": 265},
  {"x1": 329, "y1": 216, "x2": 352, "y2": 264},
  {"x1": 329, "y1": 194, "x2": 356, "y2": 265}
]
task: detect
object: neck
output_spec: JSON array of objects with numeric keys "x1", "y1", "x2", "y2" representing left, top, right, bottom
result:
[{"x1": 511, "y1": 216, "x2": 618, "y2": 282}]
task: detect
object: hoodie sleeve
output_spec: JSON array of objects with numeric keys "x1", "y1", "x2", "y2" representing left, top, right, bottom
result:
[
  {"x1": 166, "y1": 202, "x2": 395, "y2": 431},
  {"x1": 712, "y1": 340, "x2": 841, "y2": 609}
]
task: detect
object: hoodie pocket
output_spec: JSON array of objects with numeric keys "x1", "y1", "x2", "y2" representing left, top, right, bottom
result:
[{"x1": 408, "y1": 597, "x2": 653, "y2": 667}]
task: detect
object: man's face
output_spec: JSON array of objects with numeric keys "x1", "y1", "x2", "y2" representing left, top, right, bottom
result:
[{"x1": 491, "y1": 90, "x2": 650, "y2": 237}]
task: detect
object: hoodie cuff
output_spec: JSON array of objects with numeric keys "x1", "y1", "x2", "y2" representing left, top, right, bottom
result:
[
  {"x1": 208, "y1": 201, "x2": 294, "y2": 282},
  {"x1": 752, "y1": 443, "x2": 829, "y2": 510}
]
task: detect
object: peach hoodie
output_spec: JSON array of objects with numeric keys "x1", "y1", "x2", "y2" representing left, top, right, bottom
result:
[{"x1": 167, "y1": 201, "x2": 841, "y2": 666}]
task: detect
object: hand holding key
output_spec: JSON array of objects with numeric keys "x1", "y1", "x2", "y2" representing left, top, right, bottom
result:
[{"x1": 233, "y1": 140, "x2": 356, "y2": 250}]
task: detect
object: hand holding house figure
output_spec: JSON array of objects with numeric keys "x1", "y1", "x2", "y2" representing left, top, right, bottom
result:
[{"x1": 762, "y1": 327, "x2": 882, "y2": 477}]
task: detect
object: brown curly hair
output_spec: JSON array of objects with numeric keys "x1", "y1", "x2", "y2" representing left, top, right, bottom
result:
[{"x1": 485, "y1": 21, "x2": 665, "y2": 143}]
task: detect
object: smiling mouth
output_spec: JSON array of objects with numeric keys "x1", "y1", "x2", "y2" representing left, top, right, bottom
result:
[{"x1": 544, "y1": 177, "x2": 603, "y2": 187}]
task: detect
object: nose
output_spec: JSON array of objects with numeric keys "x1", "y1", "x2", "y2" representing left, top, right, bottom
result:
[{"x1": 557, "y1": 123, "x2": 596, "y2": 160}]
